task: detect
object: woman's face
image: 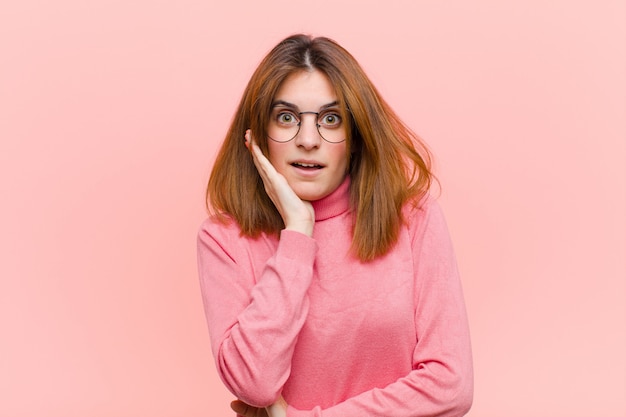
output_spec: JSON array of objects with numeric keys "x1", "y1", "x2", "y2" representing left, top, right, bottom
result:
[{"x1": 266, "y1": 69, "x2": 349, "y2": 201}]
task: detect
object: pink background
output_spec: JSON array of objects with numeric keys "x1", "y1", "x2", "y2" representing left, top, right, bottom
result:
[{"x1": 1, "y1": 0, "x2": 624, "y2": 416}]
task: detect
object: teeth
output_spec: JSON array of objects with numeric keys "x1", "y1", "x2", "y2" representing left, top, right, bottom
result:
[{"x1": 293, "y1": 162, "x2": 320, "y2": 168}]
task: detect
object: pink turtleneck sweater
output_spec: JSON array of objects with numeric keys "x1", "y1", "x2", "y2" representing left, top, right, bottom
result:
[{"x1": 197, "y1": 178, "x2": 473, "y2": 416}]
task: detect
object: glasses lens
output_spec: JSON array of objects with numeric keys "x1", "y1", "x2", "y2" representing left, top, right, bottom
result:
[
  {"x1": 268, "y1": 108, "x2": 299, "y2": 142},
  {"x1": 316, "y1": 110, "x2": 345, "y2": 143}
]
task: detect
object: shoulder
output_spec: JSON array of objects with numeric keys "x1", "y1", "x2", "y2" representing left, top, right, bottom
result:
[
  {"x1": 197, "y1": 214, "x2": 280, "y2": 256},
  {"x1": 198, "y1": 212, "x2": 237, "y2": 234},
  {"x1": 402, "y1": 193, "x2": 441, "y2": 226},
  {"x1": 197, "y1": 214, "x2": 244, "y2": 248},
  {"x1": 402, "y1": 194, "x2": 450, "y2": 242}
]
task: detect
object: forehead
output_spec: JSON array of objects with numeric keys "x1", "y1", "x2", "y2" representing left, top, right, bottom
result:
[{"x1": 273, "y1": 69, "x2": 337, "y2": 109}]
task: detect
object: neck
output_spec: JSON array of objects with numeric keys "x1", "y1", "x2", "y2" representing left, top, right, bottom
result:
[{"x1": 311, "y1": 176, "x2": 351, "y2": 221}]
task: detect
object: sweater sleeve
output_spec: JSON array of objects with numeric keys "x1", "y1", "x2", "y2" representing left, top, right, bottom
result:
[
  {"x1": 287, "y1": 200, "x2": 473, "y2": 417},
  {"x1": 197, "y1": 221, "x2": 318, "y2": 407}
]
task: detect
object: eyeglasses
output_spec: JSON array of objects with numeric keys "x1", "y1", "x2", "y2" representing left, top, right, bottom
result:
[{"x1": 267, "y1": 105, "x2": 347, "y2": 144}]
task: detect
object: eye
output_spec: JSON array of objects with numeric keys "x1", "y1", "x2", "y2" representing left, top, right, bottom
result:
[
  {"x1": 319, "y1": 111, "x2": 342, "y2": 128},
  {"x1": 275, "y1": 111, "x2": 299, "y2": 126}
]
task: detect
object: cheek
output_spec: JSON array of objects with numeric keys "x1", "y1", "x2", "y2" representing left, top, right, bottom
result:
[{"x1": 333, "y1": 145, "x2": 349, "y2": 171}]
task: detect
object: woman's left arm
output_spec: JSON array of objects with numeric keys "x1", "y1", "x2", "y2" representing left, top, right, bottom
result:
[{"x1": 289, "y1": 199, "x2": 473, "y2": 417}]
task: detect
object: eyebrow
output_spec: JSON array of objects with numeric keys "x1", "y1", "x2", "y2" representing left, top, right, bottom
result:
[{"x1": 271, "y1": 100, "x2": 339, "y2": 112}]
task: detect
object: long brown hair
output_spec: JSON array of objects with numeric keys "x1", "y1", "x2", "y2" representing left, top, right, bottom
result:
[{"x1": 206, "y1": 34, "x2": 434, "y2": 261}]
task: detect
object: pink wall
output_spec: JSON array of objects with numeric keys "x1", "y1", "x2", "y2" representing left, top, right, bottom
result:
[{"x1": 1, "y1": 1, "x2": 624, "y2": 416}]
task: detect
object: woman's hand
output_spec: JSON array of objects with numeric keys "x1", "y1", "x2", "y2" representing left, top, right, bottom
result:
[
  {"x1": 230, "y1": 396, "x2": 288, "y2": 417},
  {"x1": 245, "y1": 129, "x2": 314, "y2": 237}
]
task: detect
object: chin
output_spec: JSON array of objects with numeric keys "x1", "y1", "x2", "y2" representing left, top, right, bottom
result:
[
  {"x1": 293, "y1": 186, "x2": 330, "y2": 202},
  {"x1": 297, "y1": 192, "x2": 328, "y2": 202}
]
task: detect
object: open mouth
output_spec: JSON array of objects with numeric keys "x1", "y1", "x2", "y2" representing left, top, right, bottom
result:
[{"x1": 291, "y1": 162, "x2": 323, "y2": 169}]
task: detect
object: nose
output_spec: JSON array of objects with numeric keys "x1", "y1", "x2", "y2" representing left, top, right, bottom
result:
[{"x1": 294, "y1": 112, "x2": 322, "y2": 149}]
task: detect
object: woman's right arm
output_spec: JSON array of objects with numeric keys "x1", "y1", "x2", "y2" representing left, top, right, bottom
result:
[
  {"x1": 197, "y1": 221, "x2": 317, "y2": 408},
  {"x1": 199, "y1": 130, "x2": 315, "y2": 407}
]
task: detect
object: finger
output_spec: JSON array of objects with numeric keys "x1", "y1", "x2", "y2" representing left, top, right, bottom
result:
[
  {"x1": 231, "y1": 400, "x2": 262, "y2": 417},
  {"x1": 244, "y1": 129, "x2": 251, "y2": 148},
  {"x1": 244, "y1": 130, "x2": 271, "y2": 177},
  {"x1": 248, "y1": 138, "x2": 274, "y2": 176},
  {"x1": 230, "y1": 400, "x2": 248, "y2": 414},
  {"x1": 246, "y1": 135, "x2": 284, "y2": 199}
]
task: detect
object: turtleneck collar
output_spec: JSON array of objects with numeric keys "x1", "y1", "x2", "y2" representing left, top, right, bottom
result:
[{"x1": 310, "y1": 176, "x2": 351, "y2": 221}]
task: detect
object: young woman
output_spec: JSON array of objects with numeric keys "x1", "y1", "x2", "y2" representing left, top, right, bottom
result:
[{"x1": 197, "y1": 34, "x2": 473, "y2": 417}]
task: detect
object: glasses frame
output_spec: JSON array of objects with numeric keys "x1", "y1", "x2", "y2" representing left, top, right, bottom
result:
[{"x1": 267, "y1": 110, "x2": 347, "y2": 144}]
